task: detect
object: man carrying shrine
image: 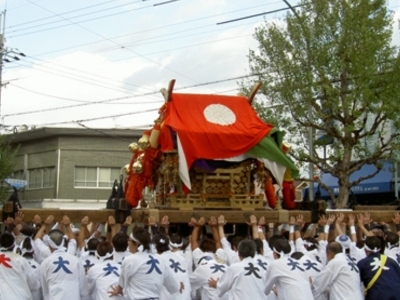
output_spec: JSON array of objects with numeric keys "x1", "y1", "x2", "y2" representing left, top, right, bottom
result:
[
  {"x1": 0, "y1": 232, "x2": 40, "y2": 300},
  {"x1": 40, "y1": 227, "x2": 89, "y2": 300},
  {"x1": 109, "y1": 227, "x2": 179, "y2": 299},
  {"x1": 208, "y1": 239, "x2": 265, "y2": 299},
  {"x1": 87, "y1": 241, "x2": 127, "y2": 300},
  {"x1": 264, "y1": 239, "x2": 313, "y2": 300},
  {"x1": 312, "y1": 241, "x2": 363, "y2": 300},
  {"x1": 357, "y1": 236, "x2": 400, "y2": 300}
]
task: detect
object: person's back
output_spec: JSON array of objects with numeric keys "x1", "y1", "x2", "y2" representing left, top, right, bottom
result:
[
  {"x1": 88, "y1": 260, "x2": 126, "y2": 300},
  {"x1": 41, "y1": 250, "x2": 86, "y2": 300},
  {"x1": 218, "y1": 256, "x2": 265, "y2": 299},
  {"x1": 264, "y1": 239, "x2": 313, "y2": 300},
  {"x1": 39, "y1": 229, "x2": 88, "y2": 300},
  {"x1": 358, "y1": 236, "x2": 400, "y2": 300},
  {"x1": 161, "y1": 250, "x2": 191, "y2": 300},
  {"x1": 0, "y1": 251, "x2": 39, "y2": 300},
  {"x1": 190, "y1": 258, "x2": 228, "y2": 300},
  {"x1": 121, "y1": 249, "x2": 177, "y2": 299},
  {"x1": 313, "y1": 241, "x2": 363, "y2": 300}
]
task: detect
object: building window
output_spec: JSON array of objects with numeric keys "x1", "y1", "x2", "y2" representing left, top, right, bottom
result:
[
  {"x1": 13, "y1": 170, "x2": 25, "y2": 180},
  {"x1": 74, "y1": 167, "x2": 120, "y2": 188},
  {"x1": 28, "y1": 168, "x2": 55, "y2": 189}
]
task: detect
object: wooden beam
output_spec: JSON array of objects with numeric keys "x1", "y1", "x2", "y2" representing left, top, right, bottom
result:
[
  {"x1": 354, "y1": 205, "x2": 398, "y2": 211},
  {"x1": 2, "y1": 208, "x2": 399, "y2": 224},
  {"x1": 1, "y1": 208, "x2": 309, "y2": 224}
]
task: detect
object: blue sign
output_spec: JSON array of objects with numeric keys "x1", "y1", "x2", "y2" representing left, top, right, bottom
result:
[{"x1": 5, "y1": 178, "x2": 28, "y2": 189}]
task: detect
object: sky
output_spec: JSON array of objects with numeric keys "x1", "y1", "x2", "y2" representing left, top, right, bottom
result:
[{"x1": 0, "y1": 0, "x2": 399, "y2": 132}]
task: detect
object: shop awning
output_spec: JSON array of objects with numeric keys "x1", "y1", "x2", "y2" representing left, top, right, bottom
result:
[{"x1": 304, "y1": 161, "x2": 394, "y2": 199}]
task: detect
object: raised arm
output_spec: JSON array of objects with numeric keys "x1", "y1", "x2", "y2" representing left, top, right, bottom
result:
[
  {"x1": 189, "y1": 217, "x2": 205, "y2": 251},
  {"x1": 335, "y1": 213, "x2": 345, "y2": 236},
  {"x1": 392, "y1": 213, "x2": 400, "y2": 237},
  {"x1": 35, "y1": 215, "x2": 54, "y2": 240},
  {"x1": 78, "y1": 216, "x2": 89, "y2": 250},
  {"x1": 348, "y1": 214, "x2": 357, "y2": 243},
  {"x1": 357, "y1": 213, "x2": 373, "y2": 237},
  {"x1": 209, "y1": 216, "x2": 222, "y2": 250},
  {"x1": 249, "y1": 215, "x2": 259, "y2": 239}
]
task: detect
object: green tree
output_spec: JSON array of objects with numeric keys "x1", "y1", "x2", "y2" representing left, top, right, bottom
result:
[
  {"x1": 0, "y1": 136, "x2": 18, "y2": 203},
  {"x1": 243, "y1": 0, "x2": 400, "y2": 207}
]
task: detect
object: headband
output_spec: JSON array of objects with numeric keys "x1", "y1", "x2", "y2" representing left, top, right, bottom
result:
[
  {"x1": 96, "y1": 249, "x2": 115, "y2": 262},
  {"x1": 20, "y1": 237, "x2": 34, "y2": 256},
  {"x1": 304, "y1": 241, "x2": 315, "y2": 247},
  {"x1": 364, "y1": 244, "x2": 380, "y2": 253},
  {"x1": 0, "y1": 242, "x2": 15, "y2": 252},
  {"x1": 129, "y1": 233, "x2": 140, "y2": 244},
  {"x1": 47, "y1": 238, "x2": 66, "y2": 251},
  {"x1": 273, "y1": 247, "x2": 288, "y2": 257},
  {"x1": 169, "y1": 241, "x2": 183, "y2": 248}
]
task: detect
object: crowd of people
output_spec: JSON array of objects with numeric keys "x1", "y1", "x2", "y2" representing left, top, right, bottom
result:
[{"x1": 1, "y1": 210, "x2": 400, "y2": 300}]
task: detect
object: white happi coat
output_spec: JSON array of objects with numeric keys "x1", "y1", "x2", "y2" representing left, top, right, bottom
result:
[
  {"x1": 87, "y1": 260, "x2": 127, "y2": 300},
  {"x1": 79, "y1": 251, "x2": 99, "y2": 272},
  {"x1": 264, "y1": 254, "x2": 313, "y2": 300},
  {"x1": 160, "y1": 250, "x2": 191, "y2": 300},
  {"x1": 34, "y1": 237, "x2": 77, "y2": 264},
  {"x1": 217, "y1": 256, "x2": 266, "y2": 300},
  {"x1": 40, "y1": 249, "x2": 89, "y2": 300},
  {"x1": 25, "y1": 257, "x2": 43, "y2": 300},
  {"x1": 385, "y1": 246, "x2": 400, "y2": 265},
  {"x1": 296, "y1": 255, "x2": 327, "y2": 300},
  {"x1": 113, "y1": 250, "x2": 131, "y2": 264},
  {"x1": 190, "y1": 258, "x2": 229, "y2": 300},
  {"x1": 0, "y1": 251, "x2": 40, "y2": 300},
  {"x1": 119, "y1": 250, "x2": 179, "y2": 300},
  {"x1": 221, "y1": 237, "x2": 240, "y2": 266},
  {"x1": 192, "y1": 247, "x2": 227, "y2": 267},
  {"x1": 295, "y1": 238, "x2": 328, "y2": 266},
  {"x1": 312, "y1": 253, "x2": 363, "y2": 300}
]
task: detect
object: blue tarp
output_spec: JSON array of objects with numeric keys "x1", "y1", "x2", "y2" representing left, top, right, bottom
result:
[{"x1": 304, "y1": 161, "x2": 394, "y2": 198}]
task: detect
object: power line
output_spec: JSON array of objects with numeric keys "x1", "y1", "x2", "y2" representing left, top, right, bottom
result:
[
  {"x1": 22, "y1": 2, "x2": 277, "y2": 57},
  {"x1": 7, "y1": 0, "x2": 154, "y2": 36},
  {"x1": 217, "y1": 5, "x2": 301, "y2": 25},
  {"x1": 7, "y1": 0, "x2": 119, "y2": 29},
  {"x1": 21, "y1": 0, "x2": 218, "y2": 93},
  {"x1": 3, "y1": 74, "x2": 256, "y2": 120}
]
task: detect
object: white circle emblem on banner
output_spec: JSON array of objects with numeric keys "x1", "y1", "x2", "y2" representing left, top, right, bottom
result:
[{"x1": 203, "y1": 104, "x2": 236, "y2": 126}]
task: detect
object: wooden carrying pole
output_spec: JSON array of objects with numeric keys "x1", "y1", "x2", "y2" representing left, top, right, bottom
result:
[{"x1": 1, "y1": 208, "x2": 399, "y2": 224}]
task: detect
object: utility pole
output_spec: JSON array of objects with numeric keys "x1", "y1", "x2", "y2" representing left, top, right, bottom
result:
[{"x1": 0, "y1": 10, "x2": 26, "y2": 133}]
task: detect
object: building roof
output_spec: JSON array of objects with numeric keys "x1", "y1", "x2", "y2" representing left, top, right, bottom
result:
[{"x1": 4, "y1": 127, "x2": 144, "y2": 144}]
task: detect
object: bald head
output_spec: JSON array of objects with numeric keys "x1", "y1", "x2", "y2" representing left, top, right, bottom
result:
[{"x1": 327, "y1": 241, "x2": 343, "y2": 256}]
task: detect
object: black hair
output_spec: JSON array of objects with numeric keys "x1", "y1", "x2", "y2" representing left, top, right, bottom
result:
[
  {"x1": 132, "y1": 227, "x2": 151, "y2": 251},
  {"x1": 365, "y1": 236, "x2": 382, "y2": 252},
  {"x1": 290, "y1": 251, "x2": 304, "y2": 260},
  {"x1": 170, "y1": 233, "x2": 183, "y2": 246},
  {"x1": 96, "y1": 241, "x2": 114, "y2": 260},
  {"x1": 231, "y1": 236, "x2": 245, "y2": 250},
  {"x1": 153, "y1": 233, "x2": 170, "y2": 254},
  {"x1": 0, "y1": 232, "x2": 15, "y2": 250},
  {"x1": 112, "y1": 232, "x2": 129, "y2": 252},
  {"x1": 386, "y1": 232, "x2": 399, "y2": 248},
  {"x1": 273, "y1": 239, "x2": 291, "y2": 256},
  {"x1": 253, "y1": 238, "x2": 263, "y2": 254},
  {"x1": 268, "y1": 234, "x2": 285, "y2": 250},
  {"x1": 21, "y1": 237, "x2": 34, "y2": 258},
  {"x1": 199, "y1": 237, "x2": 216, "y2": 253},
  {"x1": 87, "y1": 238, "x2": 101, "y2": 255}
]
